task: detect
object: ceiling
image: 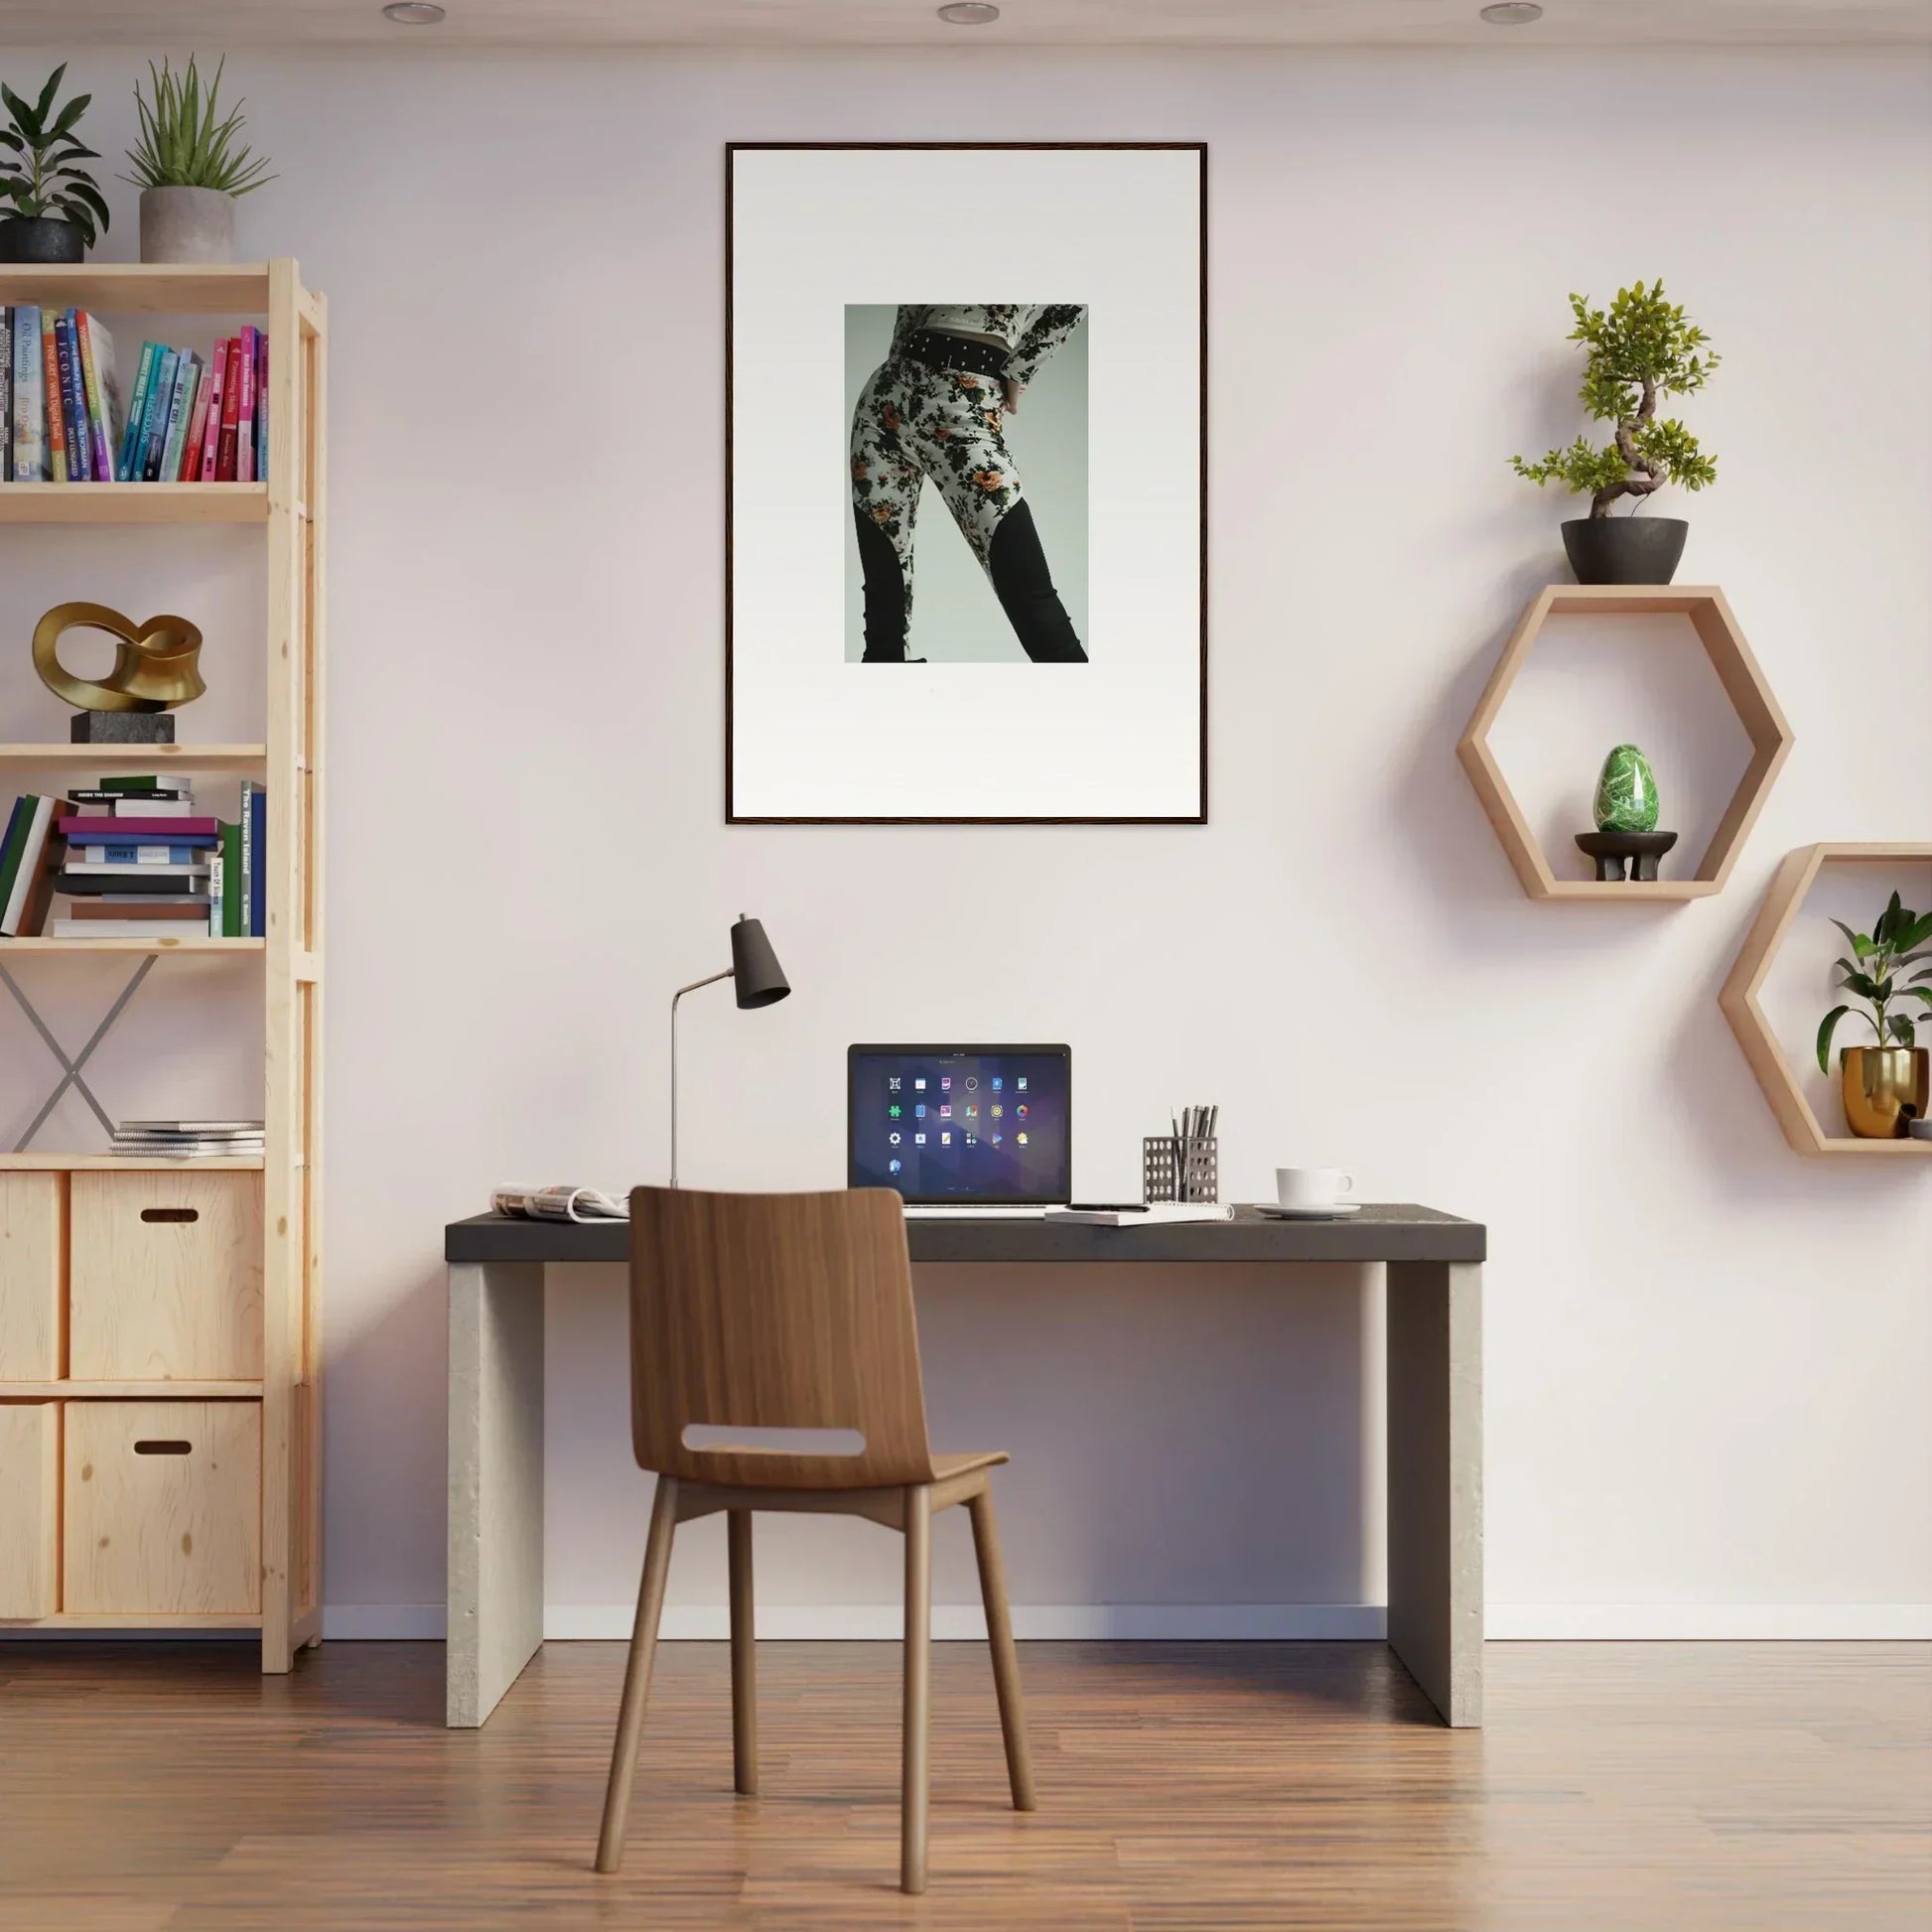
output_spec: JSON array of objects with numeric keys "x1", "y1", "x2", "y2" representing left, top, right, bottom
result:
[{"x1": 2, "y1": 0, "x2": 1927, "y2": 47}]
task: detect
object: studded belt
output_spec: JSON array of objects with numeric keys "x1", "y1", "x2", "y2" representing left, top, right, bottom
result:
[{"x1": 901, "y1": 329, "x2": 1011, "y2": 381}]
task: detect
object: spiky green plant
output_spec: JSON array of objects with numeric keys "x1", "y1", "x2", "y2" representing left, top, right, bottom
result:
[
  {"x1": 1816, "y1": 892, "x2": 1932, "y2": 1071},
  {"x1": 0, "y1": 65, "x2": 110, "y2": 245},
  {"x1": 123, "y1": 57, "x2": 274, "y2": 198},
  {"x1": 1511, "y1": 281, "x2": 1719, "y2": 518}
]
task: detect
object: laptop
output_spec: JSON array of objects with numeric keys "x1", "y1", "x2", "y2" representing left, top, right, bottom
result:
[{"x1": 848, "y1": 1043, "x2": 1071, "y2": 1216}]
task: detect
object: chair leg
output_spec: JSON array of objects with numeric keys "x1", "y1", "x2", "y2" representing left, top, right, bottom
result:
[
  {"x1": 967, "y1": 1485, "x2": 1037, "y2": 1812},
  {"x1": 901, "y1": 1483, "x2": 933, "y2": 1895},
  {"x1": 728, "y1": 1509, "x2": 758, "y2": 1796},
  {"x1": 595, "y1": 1474, "x2": 680, "y2": 1873}
]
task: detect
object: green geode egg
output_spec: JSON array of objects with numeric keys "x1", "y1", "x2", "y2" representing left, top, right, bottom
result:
[{"x1": 1594, "y1": 744, "x2": 1659, "y2": 833}]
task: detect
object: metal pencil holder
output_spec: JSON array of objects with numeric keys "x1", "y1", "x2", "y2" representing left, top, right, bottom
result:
[{"x1": 1143, "y1": 1135, "x2": 1218, "y2": 1205}]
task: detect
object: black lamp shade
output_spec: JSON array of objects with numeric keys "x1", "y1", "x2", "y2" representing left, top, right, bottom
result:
[{"x1": 730, "y1": 915, "x2": 790, "y2": 1009}]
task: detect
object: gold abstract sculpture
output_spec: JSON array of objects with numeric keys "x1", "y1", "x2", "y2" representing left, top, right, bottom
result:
[{"x1": 33, "y1": 602, "x2": 206, "y2": 713}]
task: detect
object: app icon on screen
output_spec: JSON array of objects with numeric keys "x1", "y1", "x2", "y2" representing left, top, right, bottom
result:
[
  {"x1": 964, "y1": 1105, "x2": 977, "y2": 1119},
  {"x1": 940, "y1": 1132, "x2": 951, "y2": 1146},
  {"x1": 889, "y1": 1158, "x2": 902, "y2": 1174},
  {"x1": 889, "y1": 1132, "x2": 900, "y2": 1145},
  {"x1": 889, "y1": 1104, "x2": 901, "y2": 1118},
  {"x1": 1016, "y1": 1104, "x2": 1028, "y2": 1119},
  {"x1": 915, "y1": 1104, "x2": 926, "y2": 1118},
  {"x1": 965, "y1": 1134, "x2": 977, "y2": 1146},
  {"x1": 914, "y1": 1077, "x2": 926, "y2": 1090},
  {"x1": 990, "y1": 1105, "x2": 1003, "y2": 1119},
  {"x1": 941, "y1": 1076, "x2": 952, "y2": 1091},
  {"x1": 1017, "y1": 1077, "x2": 1028, "y2": 1091},
  {"x1": 889, "y1": 1076, "x2": 901, "y2": 1092},
  {"x1": 990, "y1": 1133, "x2": 1002, "y2": 1146},
  {"x1": 939, "y1": 1105, "x2": 951, "y2": 1118},
  {"x1": 992, "y1": 1076, "x2": 1003, "y2": 1091},
  {"x1": 965, "y1": 1076, "x2": 978, "y2": 1090},
  {"x1": 914, "y1": 1133, "x2": 926, "y2": 1145},
  {"x1": 1017, "y1": 1133, "x2": 1028, "y2": 1145}
]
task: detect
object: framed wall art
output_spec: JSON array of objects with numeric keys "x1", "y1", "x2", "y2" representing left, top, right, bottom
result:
[{"x1": 727, "y1": 142, "x2": 1207, "y2": 824}]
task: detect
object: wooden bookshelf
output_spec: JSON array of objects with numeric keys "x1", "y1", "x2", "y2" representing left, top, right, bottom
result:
[{"x1": 0, "y1": 261, "x2": 325, "y2": 1672}]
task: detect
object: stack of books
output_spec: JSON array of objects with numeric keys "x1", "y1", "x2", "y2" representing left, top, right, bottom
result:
[
  {"x1": 2, "y1": 308, "x2": 267, "y2": 484},
  {"x1": 111, "y1": 1119, "x2": 265, "y2": 1160},
  {"x1": 0, "y1": 775, "x2": 265, "y2": 939}
]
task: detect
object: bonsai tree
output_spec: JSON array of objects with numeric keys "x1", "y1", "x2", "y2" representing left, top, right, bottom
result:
[
  {"x1": 1511, "y1": 281, "x2": 1718, "y2": 518},
  {"x1": 0, "y1": 65, "x2": 110, "y2": 246},
  {"x1": 1817, "y1": 892, "x2": 1932, "y2": 1071},
  {"x1": 123, "y1": 57, "x2": 275, "y2": 200}
]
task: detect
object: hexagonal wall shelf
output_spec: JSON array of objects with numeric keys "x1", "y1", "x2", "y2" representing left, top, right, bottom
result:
[
  {"x1": 1719, "y1": 842, "x2": 1932, "y2": 1160},
  {"x1": 1456, "y1": 586, "x2": 1794, "y2": 901}
]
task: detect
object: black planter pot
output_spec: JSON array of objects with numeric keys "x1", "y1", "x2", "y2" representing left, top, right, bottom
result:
[
  {"x1": 1561, "y1": 516, "x2": 1688, "y2": 586},
  {"x1": 0, "y1": 215, "x2": 86, "y2": 263}
]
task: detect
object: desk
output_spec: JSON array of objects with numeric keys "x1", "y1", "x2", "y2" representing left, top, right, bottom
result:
[{"x1": 444, "y1": 1203, "x2": 1484, "y2": 1729}]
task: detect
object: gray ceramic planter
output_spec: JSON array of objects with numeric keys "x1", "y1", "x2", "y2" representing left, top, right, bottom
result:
[{"x1": 139, "y1": 186, "x2": 236, "y2": 265}]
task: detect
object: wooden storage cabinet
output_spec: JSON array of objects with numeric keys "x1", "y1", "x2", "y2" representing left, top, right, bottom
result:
[
  {"x1": 65, "y1": 1401, "x2": 261, "y2": 1614},
  {"x1": 69, "y1": 1172, "x2": 264, "y2": 1381},
  {"x1": 0, "y1": 1402, "x2": 60, "y2": 1617},
  {"x1": 0, "y1": 1173, "x2": 64, "y2": 1379}
]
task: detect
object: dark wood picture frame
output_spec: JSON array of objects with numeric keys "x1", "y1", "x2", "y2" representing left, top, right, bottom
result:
[{"x1": 725, "y1": 141, "x2": 1208, "y2": 826}]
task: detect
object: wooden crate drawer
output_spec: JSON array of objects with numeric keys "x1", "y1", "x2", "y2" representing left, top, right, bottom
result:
[
  {"x1": 65, "y1": 1401, "x2": 260, "y2": 1614},
  {"x1": 0, "y1": 1402, "x2": 60, "y2": 1618},
  {"x1": 0, "y1": 1173, "x2": 64, "y2": 1380},
  {"x1": 69, "y1": 1172, "x2": 263, "y2": 1381}
]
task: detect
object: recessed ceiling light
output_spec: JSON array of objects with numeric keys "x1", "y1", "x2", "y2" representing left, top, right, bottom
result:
[
  {"x1": 382, "y1": 1, "x2": 447, "y2": 22},
  {"x1": 938, "y1": 2, "x2": 1001, "y2": 23},
  {"x1": 1479, "y1": 1, "x2": 1544, "y2": 21}
]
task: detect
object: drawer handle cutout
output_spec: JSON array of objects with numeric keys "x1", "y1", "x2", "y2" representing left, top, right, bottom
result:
[
  {"x1": 133, "y1": 1440, "x2": 193, "y2": 1455},
  {"x1": 141, "y1": 1207, "x2": 199, "y2": 1224}
]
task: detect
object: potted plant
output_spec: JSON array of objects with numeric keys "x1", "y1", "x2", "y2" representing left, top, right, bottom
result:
[
  {"x1": 1816, "y1": 892, "x2": 1932, "y2": 1138},
  {"x1": 0, "y1": 66, "x2": 109, "y2": 263},
  {"x1": 124, "y1": 56, "x2": 274, "y2": 265},
  {"x1": 1511, "y1": 281, "x2": 1719, "y2": 586}
]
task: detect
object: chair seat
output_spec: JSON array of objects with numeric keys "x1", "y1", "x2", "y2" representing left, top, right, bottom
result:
[{"x1": 931, "y1": 1449, "x2": 1008, "y2": 1481}]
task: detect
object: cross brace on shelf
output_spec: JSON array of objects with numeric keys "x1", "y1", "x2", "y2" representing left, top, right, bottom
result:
[{"x1": 0, "y1": 955, "x2": 157, "y2": 1151}]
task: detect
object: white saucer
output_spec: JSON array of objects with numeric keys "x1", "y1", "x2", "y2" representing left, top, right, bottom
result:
[{"x1": 1250, "y1": 1201, "x2": 1362, "y2": 1219}]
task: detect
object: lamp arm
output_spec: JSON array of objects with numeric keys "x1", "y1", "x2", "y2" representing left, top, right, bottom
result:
[{"x1": 668, "y1": 968, "x2": 736, "y2": 1187}]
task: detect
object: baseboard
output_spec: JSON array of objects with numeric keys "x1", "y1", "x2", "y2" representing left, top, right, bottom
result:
[
  {"x1": 1487, "y1": 1603, "x2": 1932, "y2": 1640},
  {"x1": 314, "y1": 1601, "x2": 1932, "y2": 1643}
]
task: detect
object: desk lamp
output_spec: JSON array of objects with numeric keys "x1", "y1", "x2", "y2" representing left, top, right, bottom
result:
[{"x1": 668, "y1": 914, "x2": 790, "y2": 1186}]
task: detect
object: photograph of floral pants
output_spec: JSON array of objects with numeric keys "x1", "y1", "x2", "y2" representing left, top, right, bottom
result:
[{"x1": 849, "y1": 334, "x2": 1088, "y2": 664}]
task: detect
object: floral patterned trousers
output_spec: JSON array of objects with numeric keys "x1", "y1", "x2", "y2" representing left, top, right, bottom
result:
[{"x1": 850, "y1": 352, "x2": 1087, "y2": 663}]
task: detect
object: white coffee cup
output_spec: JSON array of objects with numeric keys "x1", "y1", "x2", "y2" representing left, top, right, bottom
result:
[{"x1": 1276, "y1": 1167, "x2": 1354, "y2": 1211}]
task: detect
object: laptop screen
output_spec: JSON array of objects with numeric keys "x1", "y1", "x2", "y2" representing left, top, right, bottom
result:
[{"x1": 848, "y1": 1044, "x2": 1071, "y2": 1204}]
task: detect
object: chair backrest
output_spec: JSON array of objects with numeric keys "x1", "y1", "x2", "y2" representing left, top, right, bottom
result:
[{"x1": 626, "y1": 1185, "x2": 937, "y2": 1490}]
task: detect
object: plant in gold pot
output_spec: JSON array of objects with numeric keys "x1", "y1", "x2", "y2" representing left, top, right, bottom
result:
[
  {"x1": 1816, "y1": 893, "x2": 1932, "y2": 1139},
  {"x1": 123, "y1": 56, "x2": 274, "y2": 265}
]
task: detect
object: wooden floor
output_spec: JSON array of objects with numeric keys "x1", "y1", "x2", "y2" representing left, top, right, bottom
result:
[{"x1": 1, "y1": 1640, "x2": 1926, "y2": 1930}]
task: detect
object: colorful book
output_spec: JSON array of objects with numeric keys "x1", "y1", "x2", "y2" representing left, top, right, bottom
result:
[
  {"x1": 180, "y1": 359, "x2": 212, "y2": 481},
  {"x1": 69, "y1": 788, "x2": 191, "y2": 804},
  {"x1": 69, "y1": 844, "x2": 207, "y2": 865},
  {"x1": 55, "y1": 313, "x2": 87, "y2": 481},
  {"x1": 65, "y1": 898, "x2": 210, "y2": 920},
  {"x1": 98, "y1": 774, "x2": 181, "y2": 794},
  {"x1": 138, "y1": 347, "x2": 180, "y2": 483},
  {"x1": 198, "y1": 339, "x2": 228, "y2": 481},
  {"x1": 0, "y1": 795, "x2": 60, "y2": 935},
  {"x1": 218, "y1": 820, "x2": 242, "y2": 937},
  {"x1": 60, "y1": 815, "x2": 219, "y2": 840},
  {"x1": 40, "y1": 311, "x2": 66, "y2": 483},
  {"x1": 158, "y1": 352, "x2": 199, "y2": 485},
  {"x1": 254, "y1": 332, "x2": 268, "y2": 480},
  {"x1": 75, "y1": 312, "x2": 118, "y2": 483},
  {"x1": 235, "y1": 326, "x2": 258, "y2": 484},
  {"x1": 246, "y1": 781, "x2": 266, "y2": 938},
  {"x1": 117, "y1": 341, "x2": 159, "y2": 481},
  {"x1": 0, "y1": 795, "x2": 32, "y2": 909},
  {"x1": 0, "y1": 306, "x2": 12, "y2": 483},
  {"x1": 11, "y1": 307, "x2": 43, "y2": 480},
  {"x1": 207, "y1": 846, "x2": 224, "y2": 935},
  {"x1": 216, "y1": 338, "x2": 242, "y2": 481},
  {"x1": 57, "y1": 868, "x2": 208, "y2": 896}
]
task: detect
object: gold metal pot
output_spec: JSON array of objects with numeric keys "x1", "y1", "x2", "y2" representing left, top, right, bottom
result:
[{"x1": 1840, "y1": 1045, "x2": 1930, "y2": 1139}]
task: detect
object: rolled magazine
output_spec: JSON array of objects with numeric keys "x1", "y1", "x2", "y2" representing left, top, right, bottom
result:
[{"x1": 490, "y1": 1184, "x2": 629, "y2": 1223}]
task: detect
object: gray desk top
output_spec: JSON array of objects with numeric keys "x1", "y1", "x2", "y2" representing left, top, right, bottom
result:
[{"x1": 445, "y1": 1202, "x2": 1483, "y2": 1266}]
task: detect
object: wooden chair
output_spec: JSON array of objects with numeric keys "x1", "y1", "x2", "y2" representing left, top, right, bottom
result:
[{"x1": 594, "y1": 1185, "x2": 1037, "y2": 1893}]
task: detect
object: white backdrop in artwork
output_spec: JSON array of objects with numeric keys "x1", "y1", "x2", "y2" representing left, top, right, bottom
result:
[
  {"x1": 730, "y1": 145, "x2": 1201, "y2": 820},
  {"x1": 842, "y1": 304, "x2": 1091, "y2": 665}
]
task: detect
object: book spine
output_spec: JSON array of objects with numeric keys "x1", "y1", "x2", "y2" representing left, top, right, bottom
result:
[
  {"x1": 79, "y1": 314, "x2": 119, "y2": 482},
  {"x1": 196, "y1": 339, "x2": 227, "y2": 481},
  {"x1": 216, "y1": 339, "x2": 242, "y2": 481},
  {"x1": 0, "y1": 796, "x2": 32, "y2": 911},
  {"x1": 56, "y1": 314, "x2": 88, "y2": 481},
  {"x1": 223, "y1": 822, "x2": 243, "y2": 937},
  {"x1": 248, "y1": 784, "x2": 266, "y2": 939},
  {"x1": 40, "y1": 313, "x2": 67, "y2": 484},
  {"x1": 77, "y1": 844, "x2": 202, "y2": 865},
  {"x1": 1, "y1": 797, "x2": 55, "y2": 935},
  {"x1": 118, "y1": 341, "x2": 157, "y2": 481},
  {"x1": 254, "y1": 332, "x2": 268, "y2": 481},
  {"x1": 13, "y1": 308, "x2": 42, "y2": 481},
  {"x1": 238, "y1": 779, "x2": 255, "y2": 940},
  {"x1": 139, "y1": 348, "x2": 179, "y2": 483},
  {"x1": 178, "y1": 360, "x2": 211, "y2": 481},
  {"x1": 207, "y1": 849, "x2": 224, "y2": 937},
  {"x1": 159, "y1": 353, "x2": 198, "y2": 485},
  {"x1": 0, "y1": 306, "x2": 11, "y2": 483},
  {"x1": 74, "y1": 311, "x2": 105, "y2": 481},
  {"x1": 235, "y1": 327, "x2": 258, "y2": 484}
]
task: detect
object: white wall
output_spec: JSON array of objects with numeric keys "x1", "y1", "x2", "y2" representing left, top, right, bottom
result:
[{"x1": 2, "y1": 45, "x2": 1928, "y2": 1640}]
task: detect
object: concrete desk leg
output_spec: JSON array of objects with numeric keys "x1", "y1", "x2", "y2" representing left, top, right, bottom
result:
[
  {"x1": 448, "y1": 1261, "x2": 546, "y2": 1727},
  {"x1": 1385, "y1": 1260, "x2": 1482, "y2": 1726}
]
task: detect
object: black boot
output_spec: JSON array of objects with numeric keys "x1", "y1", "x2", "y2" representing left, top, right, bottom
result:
[{"x1": 988, "y1": 499, "x2": 1087, "y2": 662}]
